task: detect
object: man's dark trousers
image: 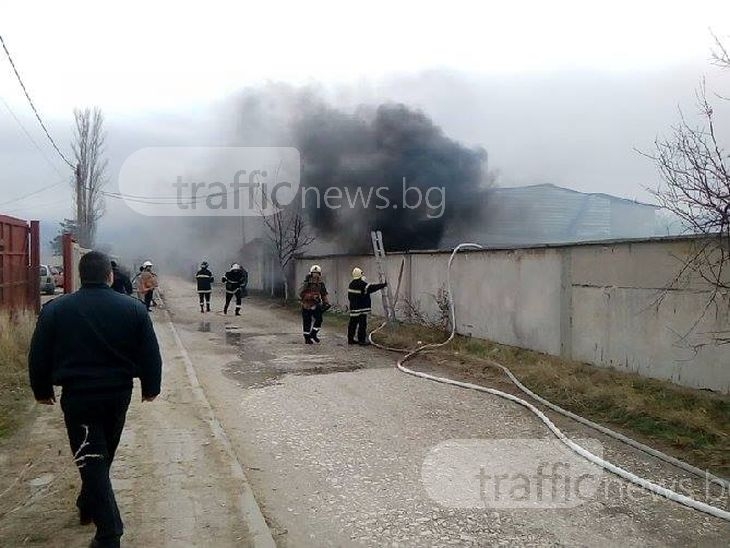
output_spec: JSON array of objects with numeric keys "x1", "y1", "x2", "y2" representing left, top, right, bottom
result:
[
  {"x1": 347, "y1": 313, "x2": 368, "y2": 343},
  {"x1": 224, "y1": 289, "x2": 242, "y2": 313},
  {"x1": 61, "y1": 389, "x2": 132, "y2": 548}
]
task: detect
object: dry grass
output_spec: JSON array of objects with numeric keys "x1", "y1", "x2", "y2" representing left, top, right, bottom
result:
[
  {"x1": 372, "y1": 321, "x2": 730, "y2": 477},
  {"x1": 0, "y1": 309, "x2": 35, "y2": 439}
]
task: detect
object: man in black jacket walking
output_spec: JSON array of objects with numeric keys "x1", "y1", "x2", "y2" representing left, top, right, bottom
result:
[
  {"x1": 347, "y1": 267, "x2": 387, "y2": 345},
  {"x1": 28, "y1": 251, "x2": 162, "y2": 548}
]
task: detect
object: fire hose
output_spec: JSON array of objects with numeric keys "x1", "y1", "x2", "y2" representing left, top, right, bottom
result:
[{"x1": 368, "y1": 243, "x2": 730, "y2": 521}]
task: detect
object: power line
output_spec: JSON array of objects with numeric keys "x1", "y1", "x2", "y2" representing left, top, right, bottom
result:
[
  {"x1": 0, "y1": 93, "x2": 66, "y2": 178},
  {"x1": 2, "y1": 195, "x2": 72, "y2": 215},
  {"x1": 97, "y1": 179, "x2": 269, "y2": 205},
  {"x1": 0, "y1": 33, "x2": 74, "y2": 169},
  {"x1": 0, "y1": 180, "x2": 66, "y2": 207}
]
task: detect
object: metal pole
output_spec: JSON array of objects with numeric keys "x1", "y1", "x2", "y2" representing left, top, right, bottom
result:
[
  {"x1": 29, "y1": 220, "x2": 40, "y2": 313},
  {"x1": 62, "y1": 233, "x2": 73, "y2": 294},
  {"x1": 75, "y1": 163, "x2": 83, "y2": 245}
]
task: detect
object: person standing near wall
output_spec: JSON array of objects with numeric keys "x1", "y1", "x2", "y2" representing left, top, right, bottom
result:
[
  {"x1": 195, "y1": 260, "x2": 214, "y2": 313},
  {"x1": 28, "y1": 251, "x2": 162, "y2": 548},
  {"x1": 347, "y1": 267, "x2": 386, "y2": 345},
  {"x1": 299, "y1": 265, "x2": 330, "y2": 344}
]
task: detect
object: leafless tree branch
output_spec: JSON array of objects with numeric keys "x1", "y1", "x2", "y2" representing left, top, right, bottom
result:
[
  {"x1": 645, "y1": 38, "x2": 730, "y2": 345},
  {"x1": 255, "y1": 163, "x2": 315, "y2": 300}
]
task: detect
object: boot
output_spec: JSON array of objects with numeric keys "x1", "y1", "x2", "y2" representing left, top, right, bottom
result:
[
  {"x1": 311, "y1": 330, "x2": 320, "y2": 343},
  {"x1": 304, "y1": 335, "x2": 313, "y2": 344},
  {"x1": 235, "y1": 307, "x2": 241, "y2": 316},
  {"x1": 206, "y1": 303, "x2": 211, "y2": 312},
  {"x1": 200, "y1": 305, "x2": 204, "y2": 313}
]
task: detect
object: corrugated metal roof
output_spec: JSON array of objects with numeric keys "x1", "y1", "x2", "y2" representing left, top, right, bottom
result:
[{"x1": 462, "y1": 184, "x2": 657, "y2": 245}]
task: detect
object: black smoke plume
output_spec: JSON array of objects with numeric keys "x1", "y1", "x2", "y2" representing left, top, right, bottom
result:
[{"x1": 292, "y1": 98, "x2": 488, "y2": 251}]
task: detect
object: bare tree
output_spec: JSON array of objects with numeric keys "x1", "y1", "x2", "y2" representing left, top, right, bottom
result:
[
  {"x1": 72, "y1": 108, "x2": 107, "y2": 247},
  {"x1": 260, "y1": 205, "x2": 315, "y2": 301},
  {"x1": 253, "y1": 166, "x2": 315, "y2": 301},
  {"x1": 645, "y1": 35, "x2": 730, "y2": 345}
]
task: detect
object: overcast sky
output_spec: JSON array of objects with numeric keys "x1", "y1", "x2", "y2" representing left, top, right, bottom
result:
[{"x1": 2, "y1": 0, "x2": 730, "y2": 242}]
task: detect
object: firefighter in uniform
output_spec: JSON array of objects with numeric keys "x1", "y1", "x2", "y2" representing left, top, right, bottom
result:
[
  {"x1": 222, "y1": 263, "x2": 247, "y2": 315},
  {"x1": 299, "y1": 265, "x2": 330, "y2": 344},
  {"x1": 195, "y1": 261, "x2": 214, "y2": 313},
  {"x1": 347, "y1": 267, "x2": 387, "y2": 345},
  {"x1": 137, "y1": 261, "x2": 158, "y2": 311}
]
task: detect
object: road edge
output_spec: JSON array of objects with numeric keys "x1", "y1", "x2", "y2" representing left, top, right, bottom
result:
[{"x1": 162, "y1": 310, "x2": 276, "y2": 548}]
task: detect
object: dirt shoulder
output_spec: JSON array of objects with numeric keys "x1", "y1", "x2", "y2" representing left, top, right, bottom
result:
[{"x1": 0, "y1": 303, "x2": 264, "y2": 547}]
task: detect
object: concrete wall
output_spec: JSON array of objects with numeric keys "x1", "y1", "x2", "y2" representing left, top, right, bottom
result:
[{"x1": 296, "y1": 236, "x2": 729, "y2": 393}]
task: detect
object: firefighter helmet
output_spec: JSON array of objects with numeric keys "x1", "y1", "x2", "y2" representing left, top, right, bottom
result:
[
  {"x1": 352, "y1": 267, "x2": 363, "y2": 279},
  {"x1": 310, "y1": 264, "x2": 322, "y2": 274},
  {"x1": 231, "y1": 263, "x2": 242, "y2": 270},
  {"x1": 142, "y1": 260, "x2": 153, "y2": 268}
]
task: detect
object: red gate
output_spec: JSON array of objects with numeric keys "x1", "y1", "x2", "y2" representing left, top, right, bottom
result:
[{"x1": 0, "y1": 215, "x2": 40, "y2": 312}]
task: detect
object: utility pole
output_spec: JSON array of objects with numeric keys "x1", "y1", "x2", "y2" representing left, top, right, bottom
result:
[{"x1": 75, "y1": 163, "x2": 83, "y2": 245}]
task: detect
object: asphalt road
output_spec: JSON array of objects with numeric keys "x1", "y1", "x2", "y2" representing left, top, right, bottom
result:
[{"x1": 162, "y1": 278, "x2": 730, "y2": 547}]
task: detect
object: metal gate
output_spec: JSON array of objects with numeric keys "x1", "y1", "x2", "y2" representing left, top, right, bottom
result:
[{"x1": 0, "y1": 215, "x2": 40, "y2": 312}]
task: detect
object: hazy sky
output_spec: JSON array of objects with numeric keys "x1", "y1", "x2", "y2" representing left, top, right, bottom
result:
[{"x1": 2, "y1": 0, "x2": 730, "y2": 242}]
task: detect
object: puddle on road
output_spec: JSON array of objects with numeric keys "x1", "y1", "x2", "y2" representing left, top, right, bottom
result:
[
  {"x1": 189, "y1": 322, "x2": 368, "y2": 388},
  {"x1": 225, "y1": 330, "x2": 242, "y2": 346},
  {"x1": 299, "y1": 364, "x2": 365, "y2": 376},
  {"x1": 223, "y1": 360, "x2": 365, "y2": 389}
]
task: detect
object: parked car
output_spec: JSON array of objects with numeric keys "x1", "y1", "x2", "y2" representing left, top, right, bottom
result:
[
  {"x1": 39, "y1": 264, "x2": 55, "y2": 295},
  {"x1": 51, "y1": 266, "x2": 64, "y2": 288}
]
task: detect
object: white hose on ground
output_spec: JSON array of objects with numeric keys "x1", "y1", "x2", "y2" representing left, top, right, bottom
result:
[{"x1": 368, "y1": 243, "x2": 730, "y2": 522}]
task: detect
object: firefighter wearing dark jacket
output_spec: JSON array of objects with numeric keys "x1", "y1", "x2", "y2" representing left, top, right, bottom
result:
[
  {"x1": 28, "y1": 251, "x2": 162, "y2": 548},
  {"x1": 222, "y1": 263, "x2": 247, "y2": 315},
  {"x1": 195, "y1": 261, "x2": 214, "y2": 313},
  {"x1": 299, "y1": 264, "x2": 329, "y2": 344},
  {"x1": 347, "y1": 267, "x2": 387, "y2": 345},
  {"x1": 110, "y1": 261, "x2": 133, "y2": 295}
]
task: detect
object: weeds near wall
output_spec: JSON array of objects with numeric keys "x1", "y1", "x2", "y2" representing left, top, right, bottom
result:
[
  {"x1": 401, "y1": 284, "x2": 451, "y2": 331},
  {"x1": 0, "y1": 310, "x2": 35, "y2": 438}
]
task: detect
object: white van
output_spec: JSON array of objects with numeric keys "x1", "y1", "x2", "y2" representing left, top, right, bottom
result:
[{"x1": 40, "y1": 264, "x2": 55, "y2": 295}]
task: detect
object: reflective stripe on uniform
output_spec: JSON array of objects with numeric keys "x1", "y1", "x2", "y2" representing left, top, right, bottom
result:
[{"x1": 197, "y1": 290, "x2": 212, "y2": 294}]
